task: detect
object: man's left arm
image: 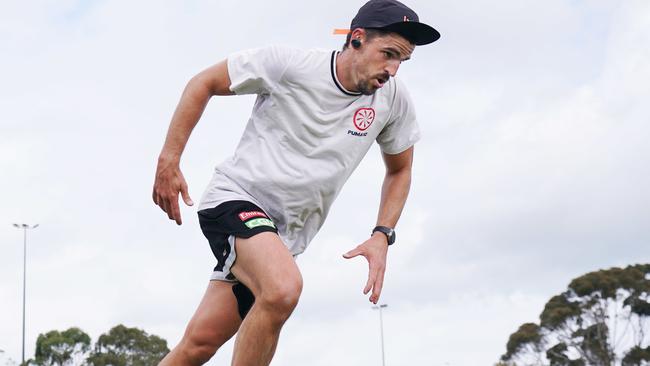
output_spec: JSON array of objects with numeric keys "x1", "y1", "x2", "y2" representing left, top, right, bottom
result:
[{"x1": 343, "y1": 146, "x2": 414, "y2": 304}]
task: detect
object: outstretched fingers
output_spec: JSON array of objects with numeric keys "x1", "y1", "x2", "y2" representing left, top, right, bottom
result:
[
  {"x1": 169, "y1": 195, "x2": 182, "y2": 225},
  {"x1": 344, "y1": 243, "x2": 387, "y2": 304},
  {"x1": 365, "y1": 259, "x2": 386, "y2": 303},
  {"x1": 153, "y1": 186, "x2": 180, "y2": 223},
  {"x1": 370, "y1": 268, "x2": 385, "y2": 304},
  {"x1": 343, "y1": 246, "x2": 365, "y2": 259},
  {"x1": 152, "y1": 165, "x2": 194, "y2": 225},
  {"x1": 180, "y1": 182, "x2": 194, "y2": 206},
  {"x1": 364, "y1": 269, "x2": 374, "y2": 295}
]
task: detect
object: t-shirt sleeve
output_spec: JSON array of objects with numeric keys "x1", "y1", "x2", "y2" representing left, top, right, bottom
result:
[
  {"x1": 227, "y1": 45, "x2": 295, "y2": 95},
  {"x1": 376, "y1": 78, "x2": 422, "y2": 154}
]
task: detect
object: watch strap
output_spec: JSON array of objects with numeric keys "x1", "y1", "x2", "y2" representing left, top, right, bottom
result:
[{"x1": 372, "y1": 226, "x2": 396, "y2": 245}]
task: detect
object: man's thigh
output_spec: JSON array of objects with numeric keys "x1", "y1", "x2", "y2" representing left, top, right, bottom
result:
[
  {"x1": 198, "y1": 200, "x2": 280, "y2": 283},
  {"x1": 231, "y1": 232, "x2": 302, "y2": 297}
]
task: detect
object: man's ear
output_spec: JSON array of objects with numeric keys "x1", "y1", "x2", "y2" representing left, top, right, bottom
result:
[{"x1": 350, "y1": 28, "x2": 367, "y2": 44}]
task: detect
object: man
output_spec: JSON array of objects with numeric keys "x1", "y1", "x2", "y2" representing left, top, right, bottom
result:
[{"x1": 152, "y1": 1, "x2": 439, "y2": 365}]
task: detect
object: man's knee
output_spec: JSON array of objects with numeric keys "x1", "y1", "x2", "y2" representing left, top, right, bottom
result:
[
  {"x1": 179, "y1": 315, "x2": 237, "y2": 364},
  {"x1": 179, "y1": 334, "x2": 221, "y2": 364},
  {"x1": 257, "y1": 275, "x2": 303, "y2": 320}
]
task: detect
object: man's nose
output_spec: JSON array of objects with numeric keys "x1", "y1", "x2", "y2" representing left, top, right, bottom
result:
[{"x1": 385, "y1": 60, "x2": 400, "y2": 77}]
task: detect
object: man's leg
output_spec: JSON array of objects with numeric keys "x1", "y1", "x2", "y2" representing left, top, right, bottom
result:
[
  {"x1": 230, "y1": 232, "x2": 303, "y2": 366},
  {"x1": 159, "y1": 280, "x2": 242, "y2": 366}
]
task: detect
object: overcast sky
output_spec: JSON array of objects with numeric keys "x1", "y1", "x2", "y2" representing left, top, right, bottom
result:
[{"x1": 1, "y1": 0, "x2": 649, "y2": 365}]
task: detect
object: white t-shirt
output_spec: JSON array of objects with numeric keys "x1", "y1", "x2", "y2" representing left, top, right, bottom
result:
[{"x1": 199, "y1": 45, "x2": 420, "y2": 255}]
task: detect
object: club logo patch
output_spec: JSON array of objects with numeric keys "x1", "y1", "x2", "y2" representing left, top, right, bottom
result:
[
  {"x1": 353, "y1": 108, "x2": 375, "y2": 131},
  {"x1": 238, "y1": 211, "x2": 267, "y2": 221},
  {"x1": 244, "y1": 218, "x2": 276, "y2": 229}
]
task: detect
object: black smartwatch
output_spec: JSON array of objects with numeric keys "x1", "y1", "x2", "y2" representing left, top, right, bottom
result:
[{"x1": 372, "y1": 226, "x2": 396, "y2": 245}]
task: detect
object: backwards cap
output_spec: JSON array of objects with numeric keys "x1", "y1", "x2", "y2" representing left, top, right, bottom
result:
[{"x1": 339, "y1": 0, "x2": 440, "y2": 45}]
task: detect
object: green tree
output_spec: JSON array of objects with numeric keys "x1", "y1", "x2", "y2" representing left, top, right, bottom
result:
[
  {"x1": 500, "y1": 264, "x2": 650, "y2": 365},
  {"x1": 503, "y1": 323, "x2": 544, "y2": 363},
  {"x1": 86, "y1": 324, "x2": 169, "y2": 366},
  {"x1": 33, "y1": 327, "x2": 90, "y2": 366},
  {"x1": 621, "y1": 346, "x2": 650, "y2": 365}
]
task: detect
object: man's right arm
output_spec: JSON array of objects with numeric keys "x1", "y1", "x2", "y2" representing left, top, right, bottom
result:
[{"x1": 152, "y1": 60, "x2": 233, "y2": 225}]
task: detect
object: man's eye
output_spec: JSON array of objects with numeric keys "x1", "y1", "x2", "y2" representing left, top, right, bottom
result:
[{"x1": 383, "y1": 51, "x2": 392, "y2": 58}]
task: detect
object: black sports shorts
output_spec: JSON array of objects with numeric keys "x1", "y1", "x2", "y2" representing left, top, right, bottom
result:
[{"x1": 198, "y1": 200, "x2": 278, "y2": 318}]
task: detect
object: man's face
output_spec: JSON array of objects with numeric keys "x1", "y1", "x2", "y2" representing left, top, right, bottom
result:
[{"x1": 351, "y1": 31, "x2": 415, "y2": 95}]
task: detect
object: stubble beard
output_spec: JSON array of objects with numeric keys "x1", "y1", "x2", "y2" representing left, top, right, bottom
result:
[{"x1": 357, "y1": 79, "x2": 378, "y2": 96}]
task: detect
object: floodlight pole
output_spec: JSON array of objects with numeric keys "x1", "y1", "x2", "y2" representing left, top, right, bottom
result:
[
  {"x1": 12, "y1": 223, "x2": 38, "y2": 366},
  {"x1": 372, "y1": 304, "x2": 388, "y2": 366}
]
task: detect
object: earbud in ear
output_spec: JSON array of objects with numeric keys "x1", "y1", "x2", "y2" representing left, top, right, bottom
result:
[{"x1": 351, "y1": 39, "x2": 362, "y2": 49}]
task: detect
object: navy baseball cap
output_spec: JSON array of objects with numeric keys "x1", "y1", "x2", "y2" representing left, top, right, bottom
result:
[{"x1": 350, "y1": 0, "x2": 440, "y2": 45}]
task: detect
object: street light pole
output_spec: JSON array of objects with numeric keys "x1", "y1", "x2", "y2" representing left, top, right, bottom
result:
[
  {"x1": 372, "y1": 304, "x2": 388, "y2": 366},
  {"x1": 12, "y1": 223, "x2": 38, "y2": 366}
]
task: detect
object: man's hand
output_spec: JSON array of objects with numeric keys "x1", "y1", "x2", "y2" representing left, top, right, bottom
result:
[
  {"x1": 152, "y1": 156, "x2": 194, "y2": 225},
  {"x1": 343, "y1": 233, "x2": 389, "y2": 304}
]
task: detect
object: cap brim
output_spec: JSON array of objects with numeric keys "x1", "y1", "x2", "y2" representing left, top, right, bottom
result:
[{"x1": 379, "y1": 22, "x2": 440, "y2": 46}]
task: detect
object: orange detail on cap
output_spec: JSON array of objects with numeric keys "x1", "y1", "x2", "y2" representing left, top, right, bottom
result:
[{"x1": 333, "y1": 29, "x2": 350, "y2": 35}]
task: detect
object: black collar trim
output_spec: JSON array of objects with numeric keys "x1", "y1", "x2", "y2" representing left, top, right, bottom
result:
[{"x1": 330, "y1": 51, "x2": 362, "y2": 96}]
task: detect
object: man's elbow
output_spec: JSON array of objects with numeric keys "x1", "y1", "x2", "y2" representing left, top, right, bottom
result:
[
  {"x1": 181, "y1": 75, "x2": 213, "y2": 101},
  {"x1": 190, "y1": 61, "x2": 234, "y2": 96}
]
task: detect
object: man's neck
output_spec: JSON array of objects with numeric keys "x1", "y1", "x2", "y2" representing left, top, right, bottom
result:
[{"x1": 335, "y1": 50, "x2": 358, "y2": 93}]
